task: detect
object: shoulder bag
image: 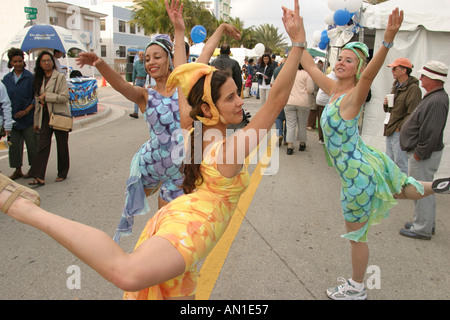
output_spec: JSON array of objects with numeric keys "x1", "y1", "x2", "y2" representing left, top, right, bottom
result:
[{"x1": 48, "y1": 73, "x2": 73, "y2": 132}]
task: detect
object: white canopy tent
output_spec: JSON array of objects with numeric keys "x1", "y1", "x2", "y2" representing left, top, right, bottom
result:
[{"x1": 359, "y1": 0, "x2": 450, "y2": 178}]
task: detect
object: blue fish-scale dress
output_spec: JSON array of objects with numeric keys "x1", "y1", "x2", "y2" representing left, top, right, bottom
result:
[
  {"x1": 321, "y1": 93, "x2": 423, "y2": 242},
  {"x1": 114, "y1": 88, "x2": 185, "y2": 242}
]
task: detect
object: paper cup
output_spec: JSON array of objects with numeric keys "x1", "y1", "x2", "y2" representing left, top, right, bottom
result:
[{"x1": 386, "y1": 94, "x2": 394, "y2": 108}]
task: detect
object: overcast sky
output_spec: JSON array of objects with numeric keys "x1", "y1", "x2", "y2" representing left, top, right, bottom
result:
[{"x1": 230, "y1": 0, "x2": 330, "y2": 46}]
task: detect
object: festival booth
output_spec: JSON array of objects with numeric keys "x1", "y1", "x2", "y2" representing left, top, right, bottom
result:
[
  {"x1": 1, "y1": 24, "x2": 97, "y2": 117},
  {"x1": 311, "y1": 0, "x2": 450, "y2": 178}
]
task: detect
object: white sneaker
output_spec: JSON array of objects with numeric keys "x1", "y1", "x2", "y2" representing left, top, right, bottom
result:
[
  {"x1": 432, "y1": 177, "x2": 450, "y2": 194},
  {"x1": 326, "y1": 278, "x2": 367, "y2": 300}
]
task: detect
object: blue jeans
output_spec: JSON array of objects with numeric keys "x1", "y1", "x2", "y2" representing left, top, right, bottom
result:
[
  {"x1": 276, "y1": 109, "x2": 286, "y2": 138},
  {"x1": 386, "y1": 131, "x2": 408, "y2": 174},
  {"x1": 133, "y1": 78, "x2": 146, "y2": 113}
]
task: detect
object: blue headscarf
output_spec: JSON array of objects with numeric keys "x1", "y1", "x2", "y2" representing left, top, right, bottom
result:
[{"x1": 145, "y1": 34, "x2": 174, "y2": 71}]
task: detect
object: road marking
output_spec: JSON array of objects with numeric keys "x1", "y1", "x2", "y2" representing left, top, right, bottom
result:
[{"x1": 195, "y1": 132, "x2": 276, "y2": 300}]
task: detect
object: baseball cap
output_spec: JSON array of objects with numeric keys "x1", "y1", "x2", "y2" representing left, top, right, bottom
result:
[{"x1": 387, "y1": 58, "x2": 413, "y2": 69}]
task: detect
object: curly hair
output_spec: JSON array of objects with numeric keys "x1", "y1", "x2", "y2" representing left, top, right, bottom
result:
[{"x1": 7, "y1": 47, "x2": 26, "y2": 69}]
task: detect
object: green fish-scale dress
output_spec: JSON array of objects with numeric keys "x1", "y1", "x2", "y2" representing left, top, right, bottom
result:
[{"x1": 321, "y1": 94, "x2": 423, "y2": 242}]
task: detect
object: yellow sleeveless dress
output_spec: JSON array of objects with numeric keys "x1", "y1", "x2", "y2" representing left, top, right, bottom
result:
[{"x1": 124, "y1": 140, "x2": 250, "y2": 299}]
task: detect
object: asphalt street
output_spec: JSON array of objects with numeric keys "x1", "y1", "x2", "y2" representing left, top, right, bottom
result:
[{"x1": 0, "y1": 83, "x2": 448, "y2": 302}]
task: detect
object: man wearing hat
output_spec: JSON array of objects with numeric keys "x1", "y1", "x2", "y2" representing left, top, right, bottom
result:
[
  {"x1": 400, "y1": 60, "x2": 449, "y2": 240},
  {"x1": 383, "y1": 58, "x2": 422, "y2": 174}
]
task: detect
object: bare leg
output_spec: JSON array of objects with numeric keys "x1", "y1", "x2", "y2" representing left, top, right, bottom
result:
[
  {"x1": 0, "y1": 189, "x2": 185, "y2": 293},
  {"x1": 158, "y1": 196, "x2": 169, "y2": 208},
  {"x1": 394, "y1": 181, "x2": 433, "y2": 200},
  {"x1": 345, "y1": 221, "x2": 369, "y2": 284}
]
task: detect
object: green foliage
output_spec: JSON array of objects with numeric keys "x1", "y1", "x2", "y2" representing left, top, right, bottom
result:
[{"x1": 131, "y1": 0, "x2": 288, "y2": 53}]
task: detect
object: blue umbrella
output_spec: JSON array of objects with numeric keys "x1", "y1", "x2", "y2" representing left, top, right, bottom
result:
[{"x1": 3, "y1": 24, "x2": 87, "y2": 53}]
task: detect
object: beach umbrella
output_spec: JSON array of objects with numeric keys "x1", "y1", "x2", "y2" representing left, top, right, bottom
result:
[{"x1": 3, "y1": 24, "x2": 87, "y2": 54}]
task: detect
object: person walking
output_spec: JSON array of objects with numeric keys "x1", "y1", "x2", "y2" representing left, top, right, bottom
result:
[
  {"x1": 383, "y1": 57, "x2": 421, "y2": 174},
  {"x1": 0, "y1": 0, "x2": 307, "y2": 300},
  {"x1": 272, "y1": 58, "x2": 287, "y2": 146},
  {"x1": 399, "y1": 60, "x2": 449, "y2": 240},
  {"x1": 28, "y1": 51, "x2": 71, "y2": 186},
  {"x1": 256, "y1": 53, "x2": 276, "y2": 107},
  {"x1": 301, "y1": 8, "x2": 449, "y2": 300},
  {"x1": 2, "y1": 48, "x2": 39, "y2": 180},
  {"x1": 129, "y1": 51, "x2": 146, "y2": 119},
  {"x1": 284, "y1": 63, "x2": 314, "y2": 154}
]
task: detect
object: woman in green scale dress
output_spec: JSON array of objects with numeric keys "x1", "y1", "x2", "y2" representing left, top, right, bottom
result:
[{"x1": 301, "y1": 8, "x2": 449, "y2": 300}]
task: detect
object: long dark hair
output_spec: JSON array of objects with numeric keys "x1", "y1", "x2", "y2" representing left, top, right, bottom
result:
[
  {"x1": 33, "y1": 51, "x2": 56, "y2": 96},
  {"x1": 259, "y1": 53, "x2": 272, "y2": 67},
  {"x1": 181, "y1": 69, "x2": 231, "y2": 194}
]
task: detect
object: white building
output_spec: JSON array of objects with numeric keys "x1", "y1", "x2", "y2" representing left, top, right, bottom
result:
[
  {"x1": 199, "y1": 0, "x2": 231, "y2": 20},
  {"x1": 92, "y1": 4, "x2": 152, "y2": 74},
  {"x1": 1, "y1": 0, "x2": 106, "y2": 54}
]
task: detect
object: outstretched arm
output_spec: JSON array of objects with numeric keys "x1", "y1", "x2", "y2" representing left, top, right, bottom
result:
[
  {"x1": 197, "y1": 23, "x2": 241, "y2": 64},
  {"x1": 342, "y1": 8, "x2": 403, "y2": 120},
  {"x1": 76, "y1": 53, "x2": 147, "y2": 110}
]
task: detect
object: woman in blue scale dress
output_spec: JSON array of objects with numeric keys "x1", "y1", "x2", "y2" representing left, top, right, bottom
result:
[{"x1": 76, "y1": 1, "x2": 241, "y2": 243}]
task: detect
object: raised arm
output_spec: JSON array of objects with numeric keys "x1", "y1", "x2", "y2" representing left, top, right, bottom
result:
[
  {"x1": 223, "y1": 0, "x2": 305, "y2": 172},
  {"x1": 76, "y1": 52, "x2": 147, "y2": 109},
  {"x1": 343, "y1": 8, "x2": 403, "y2": 119},
  {"x1": 197, "y1": 23, "x2": 241, "y2": 64},
  {"x1": 166, "y1": 0, "x2": 186, "y2": 68},
  {"x1": 301, "y1": 50, "x2": 335, "y2": 96},
  {"x1": 165, "y1": 0, "x2": 193, "y2": 129}
]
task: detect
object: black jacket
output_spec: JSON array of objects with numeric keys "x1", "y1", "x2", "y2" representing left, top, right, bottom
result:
[{"x1": 211, "y1": 54, "x2": 243, "y2": 96}]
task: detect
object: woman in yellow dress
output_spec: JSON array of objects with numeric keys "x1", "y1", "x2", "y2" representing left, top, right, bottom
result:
[{"x1": 0, "y1": 0, "x2": 306, "y2": 299}]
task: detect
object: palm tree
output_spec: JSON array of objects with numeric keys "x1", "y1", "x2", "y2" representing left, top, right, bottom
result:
[
  {"x1": 131, "y1": 0, "x2": 172, "y2": 35},
  {"x1": 131, "y1": 0, "x2": 215, "y2": 41},
  {"x1": 252, "y1": 23, "x2": 288, "y2": 54}
]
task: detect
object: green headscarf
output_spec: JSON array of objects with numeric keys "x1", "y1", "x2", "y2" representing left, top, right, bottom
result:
[{"x1": 343, "y1": 42, "x2": 369, "y2": 79}]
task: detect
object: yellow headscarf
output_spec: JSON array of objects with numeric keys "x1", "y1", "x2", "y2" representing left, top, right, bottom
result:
[{"x1": 166, "y1": 63, "x2": 224, "y2": 126}]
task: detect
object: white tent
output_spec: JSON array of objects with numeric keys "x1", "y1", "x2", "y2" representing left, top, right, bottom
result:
[
  {"x1": 190, "y1": 43, "x2": 261, "y2": 68},
  {"x1": 360, "y1": 0, "x2": 450, "y2": 178}
]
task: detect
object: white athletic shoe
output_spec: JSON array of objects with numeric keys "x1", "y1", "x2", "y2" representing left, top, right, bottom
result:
[{"x1": 326, "y1": 278, "x2": 367, "y2": 300}]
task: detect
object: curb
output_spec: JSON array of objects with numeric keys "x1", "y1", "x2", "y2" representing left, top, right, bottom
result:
[{"x1": 72, "y1": 104, "x2": 111, "y2": 131}]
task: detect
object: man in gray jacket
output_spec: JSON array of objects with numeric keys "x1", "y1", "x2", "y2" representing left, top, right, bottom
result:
[
  {"x1": 400, "y1": 61, "x2": 449, "y2": 240},
  {"x1": 383, "y1": 58, "x2": 422, "y2": 174}
]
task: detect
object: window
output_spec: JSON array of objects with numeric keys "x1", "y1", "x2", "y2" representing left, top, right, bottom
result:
[
  {"x1": 100, "y1": 19, "x2": 106, "y2": 31},
  {"x1": 101, "y1": 45, "x2": 107, "y2": 57},
  {"x1": 118, "y1": 46, "x2": 126, "y2": 57},
  {"x1": 118, "y1": 20, "x2": 126, "y2": 33},
  {"x1": 130, "y1": 24, "x2": 136, "y2": 34}
]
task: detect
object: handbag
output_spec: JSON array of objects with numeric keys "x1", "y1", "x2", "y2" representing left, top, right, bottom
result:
[
  {"x1": 49, "y1": 113, "x2": 73, "y2": 132},
  {"x1": 47, "y1": 73, "x2": 73, "y2": 132}
]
